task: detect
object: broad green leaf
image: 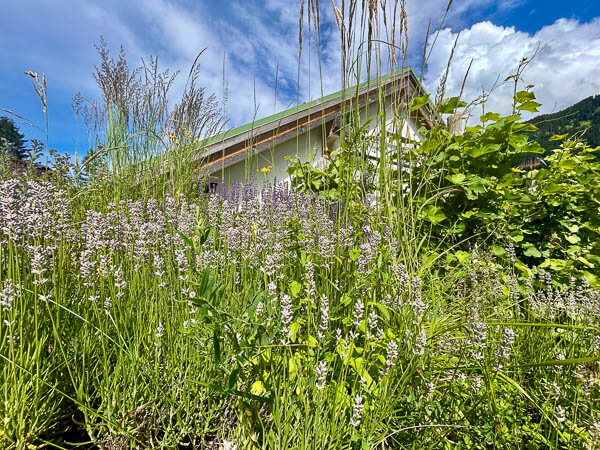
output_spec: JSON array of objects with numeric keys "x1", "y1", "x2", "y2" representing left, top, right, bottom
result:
[
  {"x1": 558, "y1": 159, "x2": 577, "y2": 170},
  {"x1": 480, "y1": 112, "x2": 500, "y2": 122},
  {"x1": 492, "y1": 245, "x2": 505, "y2": 257},
  {"x1": 454, "y1": 250, "x2": 471, "y2": 264},
  {"x1": 290, "y1": 280, "x2": 302, "y2": 297},
  {"x1": 439, "y1": 96, "x2": 467, "y2": 114},
  {"x1": 410, "y1": 94, "x2": 430, "y2": 111},
  {"x1": 250, "y1": 380, "x2": 266, "y2": 396},
  {"x1": 523, "y1": 246, "x2": 541, "y2": 258},
  {"x1": 577, "y1": 256, "x2": 594, "y2": 268},
  {"x1": 469, "y1": 143, "x2": 501, "y2": 158},
  {"x1": 516, "y1": 101, "x2": 542, "y2": 113},
  {"x1": 544, "y1": 183, "x2": 563, "y2": 194},
  {"x1": 514, "y1": 90, "x2": 536, "y2": 103},
  {"x1": 422, "y1": 205, "x2": 446, "y2": 223},
  {"x1": 446, "y1": 173, "x2": 467, "y2": 184},
  {"x1": 349, "y1": 248, "x2": 361, "y2": 261}
]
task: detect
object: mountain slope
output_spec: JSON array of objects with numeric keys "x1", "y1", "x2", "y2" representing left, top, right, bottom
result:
[{"x1": 527, "y1": 94, "x2": 600, "y2": 150}]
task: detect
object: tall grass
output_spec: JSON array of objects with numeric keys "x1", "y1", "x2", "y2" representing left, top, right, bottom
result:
[{"x1": 1, "y1": 1, "x2": 599, "y2": 449}]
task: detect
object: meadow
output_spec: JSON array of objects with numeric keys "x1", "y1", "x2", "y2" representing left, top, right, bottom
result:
[{"x1": 1, "y1": 1, "x2": 600, "y2": 448}]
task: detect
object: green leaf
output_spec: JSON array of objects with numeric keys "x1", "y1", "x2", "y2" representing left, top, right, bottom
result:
[
  {"x1": 523, "y1": 246, "x2": 541, "y2": 258},
  {"x1": 454, "y1": 250, "x2": 471, "y2": 264},
  {"x1": 290, "y1": 280, "x2": 302, "y2": 297},
  {"x1": 549, "y1": 133, "x2": 568, "y2": 141},
  {"x1": 422, "y1": 205, "x2": 446, "y2": 223},
  {"x1": 250, "y1": 380, "x2": 266, "y2": 396},
  {"x1": 492, "y1": 245, "x2": 505, "y2": 257},
  {"x1": 439, "y1": 96, "x2": 467, "y2": 114},
  {"x1": 480, "y1": 112, "x2": 500, "y2": 123},
  {"x1": 227, "y1": 367, "x2": 240, "y2": 390},
  {"x1": 516, "y1": 101, "x2": 541, "y2": 113},
  {"x1": 469, "y1": 143, "x2": 501, "y2": 158},
  {"x1": 213, "y1": 331, "x2": 221, "y2": 364},
  {"x1": 514, "y1": 90, "x2": 536, "y2": 103},
  {"x1": 577, "y1": 256, "x2": 595, "y2": 268},
  {"x1": 446, "y1": 173, "x2": 467, "y2": 184},
  {"x1": 544, "y1": 183, "x2": 563, "y2": 194},
  {"x1": 349, "y1": 248, "x2": 361, "y2": 261},
  {"x1": 558, "y1": 159, "x2": 577, "y2": 170},
  {"x1": 371, "y1": 302, "x2": 390, "y2": 321},
  {"x1": 410, "y1": 95, "x2": 430, "y2": 111}
]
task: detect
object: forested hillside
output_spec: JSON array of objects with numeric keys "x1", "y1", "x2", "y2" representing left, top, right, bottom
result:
[{"x1": 528, "y1": 94, "x2": 600, "y2": 150}]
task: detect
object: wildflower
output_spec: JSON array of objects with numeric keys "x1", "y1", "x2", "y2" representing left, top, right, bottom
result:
[
  {"x1": 256, "y1": 301, "x2": 264, "y2": 317},
  {"x1": 426, "y1": 381, "x2": 436, "y2": 398},
  {"x1": 353, "y1": 300, "x2": 364, "y2": 327},
  {"x1": 156, "y1": 322, "x2": 164, "y2": 339},
  {"x1": 350, "y1": 394, "x2": 363, "y2": 427},
  {"x1": 39, "y1": 293, "x2": 51, "y2": 303},
  {"x1": 0, "y1": 280, "x2": 15, "y2": 312},
  {"x1": 318, "y1": 295, "x2": 329, "y2": 338},
  {"x1": 153, "y1": 254, "x2": 166, "y2": 278},
  {"x1": 409, "y1": 276, "x2": 426, "y2": 318},
  {"x1": 30, "y1": 246, "x2": 48, "y2": 276},
  {"x1": 360, "y1": 376, "x2": 367, "y2": 390},
  {"x1": 392, "y1": 262, "x2": 409, "y2": 298},
  {"x1": 555, "y1": 405, "x2": 567, "y2": 423},
  {"x1": 505, "y1": 243, "x2": 516, "y2": 263},
  {"x1": 368, "y1": 310, "x2": 378, "y2": 332},
  {"x1": 315, "y1": 361, "x2": 327, "y2": 390},
  {"x1": 280, "y1": 294, "x2": 293, "y2": 340},
  {"x1": 33, "y1": 277, "x2": 49, "y2": 286},
  {"x1": 114, "y1": 266, "x2": 127, "y2": 298},
  {"x1": 415, "y1": 331, "x2": 427, "y2": 356},
  {"x1": 589, "y1": 421, "x2": 600, "y2": 442},
  {"x1": 471, "y1": 376, "x2": 483, "y2": 392},
  {"x1": 383, "y1": 340, "x2": 398, "y2": 375},
  {"x1": 497, "y1": 328, "x2": 515, "y2": 360},
  {"x1": 554, "y1": 352, "x2": 565, "y2": 373},
  {"x1": 222, "y1": 440, "x2": 237, "y2": 450},
  {"x1": 104, "y1": 297, "x2": 112, "y2": 310},
  {"x1": 349, "y1": 330, "x2": 360, "y2": 341},
  {"x1": 469, "y1": 321, "x2": 487, "y2": 361}
]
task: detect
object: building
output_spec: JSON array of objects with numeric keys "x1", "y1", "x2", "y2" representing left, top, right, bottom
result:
[{"x1": 201, "y1": 68, "x2": 434, "y2": 190}]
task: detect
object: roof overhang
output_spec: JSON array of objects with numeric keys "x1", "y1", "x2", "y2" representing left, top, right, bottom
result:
[{"x1": 202, "y1": 68, "x2": 434, "y2": 174}]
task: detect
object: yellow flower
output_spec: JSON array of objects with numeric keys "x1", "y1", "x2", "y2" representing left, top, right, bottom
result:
[{"x1": 261, "y1": 167, "x2": 271, "y2": 173}]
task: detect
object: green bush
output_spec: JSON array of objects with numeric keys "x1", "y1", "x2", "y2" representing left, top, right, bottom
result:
[{"x1": 397, "y1": 91, "x2": 600, "y2": 285}]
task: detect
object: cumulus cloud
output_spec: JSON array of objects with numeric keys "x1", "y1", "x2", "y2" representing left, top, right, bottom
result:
[
  {"x1": 424, "y1": 18, "x2": 600, "y2": 123},
  {"x1": 3, "y1": 0, "x2": 597, "y2": 152}
]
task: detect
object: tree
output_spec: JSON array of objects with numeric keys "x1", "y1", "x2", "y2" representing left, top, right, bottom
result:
[{"x1": 0, "y1": 116, "x2": 27, "y2": 159}]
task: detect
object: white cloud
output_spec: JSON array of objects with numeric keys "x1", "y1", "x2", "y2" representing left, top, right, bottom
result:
[
  {"x1": 3, "y1": 0, "x2": 597, "y2": 150},
  {"x1": 424, "y1": 18, "x2": 600, "y2": 123}
]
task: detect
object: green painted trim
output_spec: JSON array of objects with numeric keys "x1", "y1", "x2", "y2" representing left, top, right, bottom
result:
[{"x1": 204, "y1": 67, "x2": 417, "y2": 146}]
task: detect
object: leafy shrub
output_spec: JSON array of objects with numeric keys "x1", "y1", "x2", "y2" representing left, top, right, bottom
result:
[{"x1": 402, "y1": 91, "x2": 600, "y2": 285}]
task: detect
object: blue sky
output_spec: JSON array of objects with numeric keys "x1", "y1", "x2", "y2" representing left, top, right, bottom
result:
[{"x1": 1, "y1": 0, "x2": 599, "y2": 159}]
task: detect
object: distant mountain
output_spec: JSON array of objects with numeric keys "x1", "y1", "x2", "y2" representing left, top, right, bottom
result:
[{"x1": 527, "y1": 94, "x2": 600, "y2": 151}]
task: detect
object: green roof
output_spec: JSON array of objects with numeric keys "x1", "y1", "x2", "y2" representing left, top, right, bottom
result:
[{"x1": 205, "y1": 67, "x2": 416, "y2": 147}]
